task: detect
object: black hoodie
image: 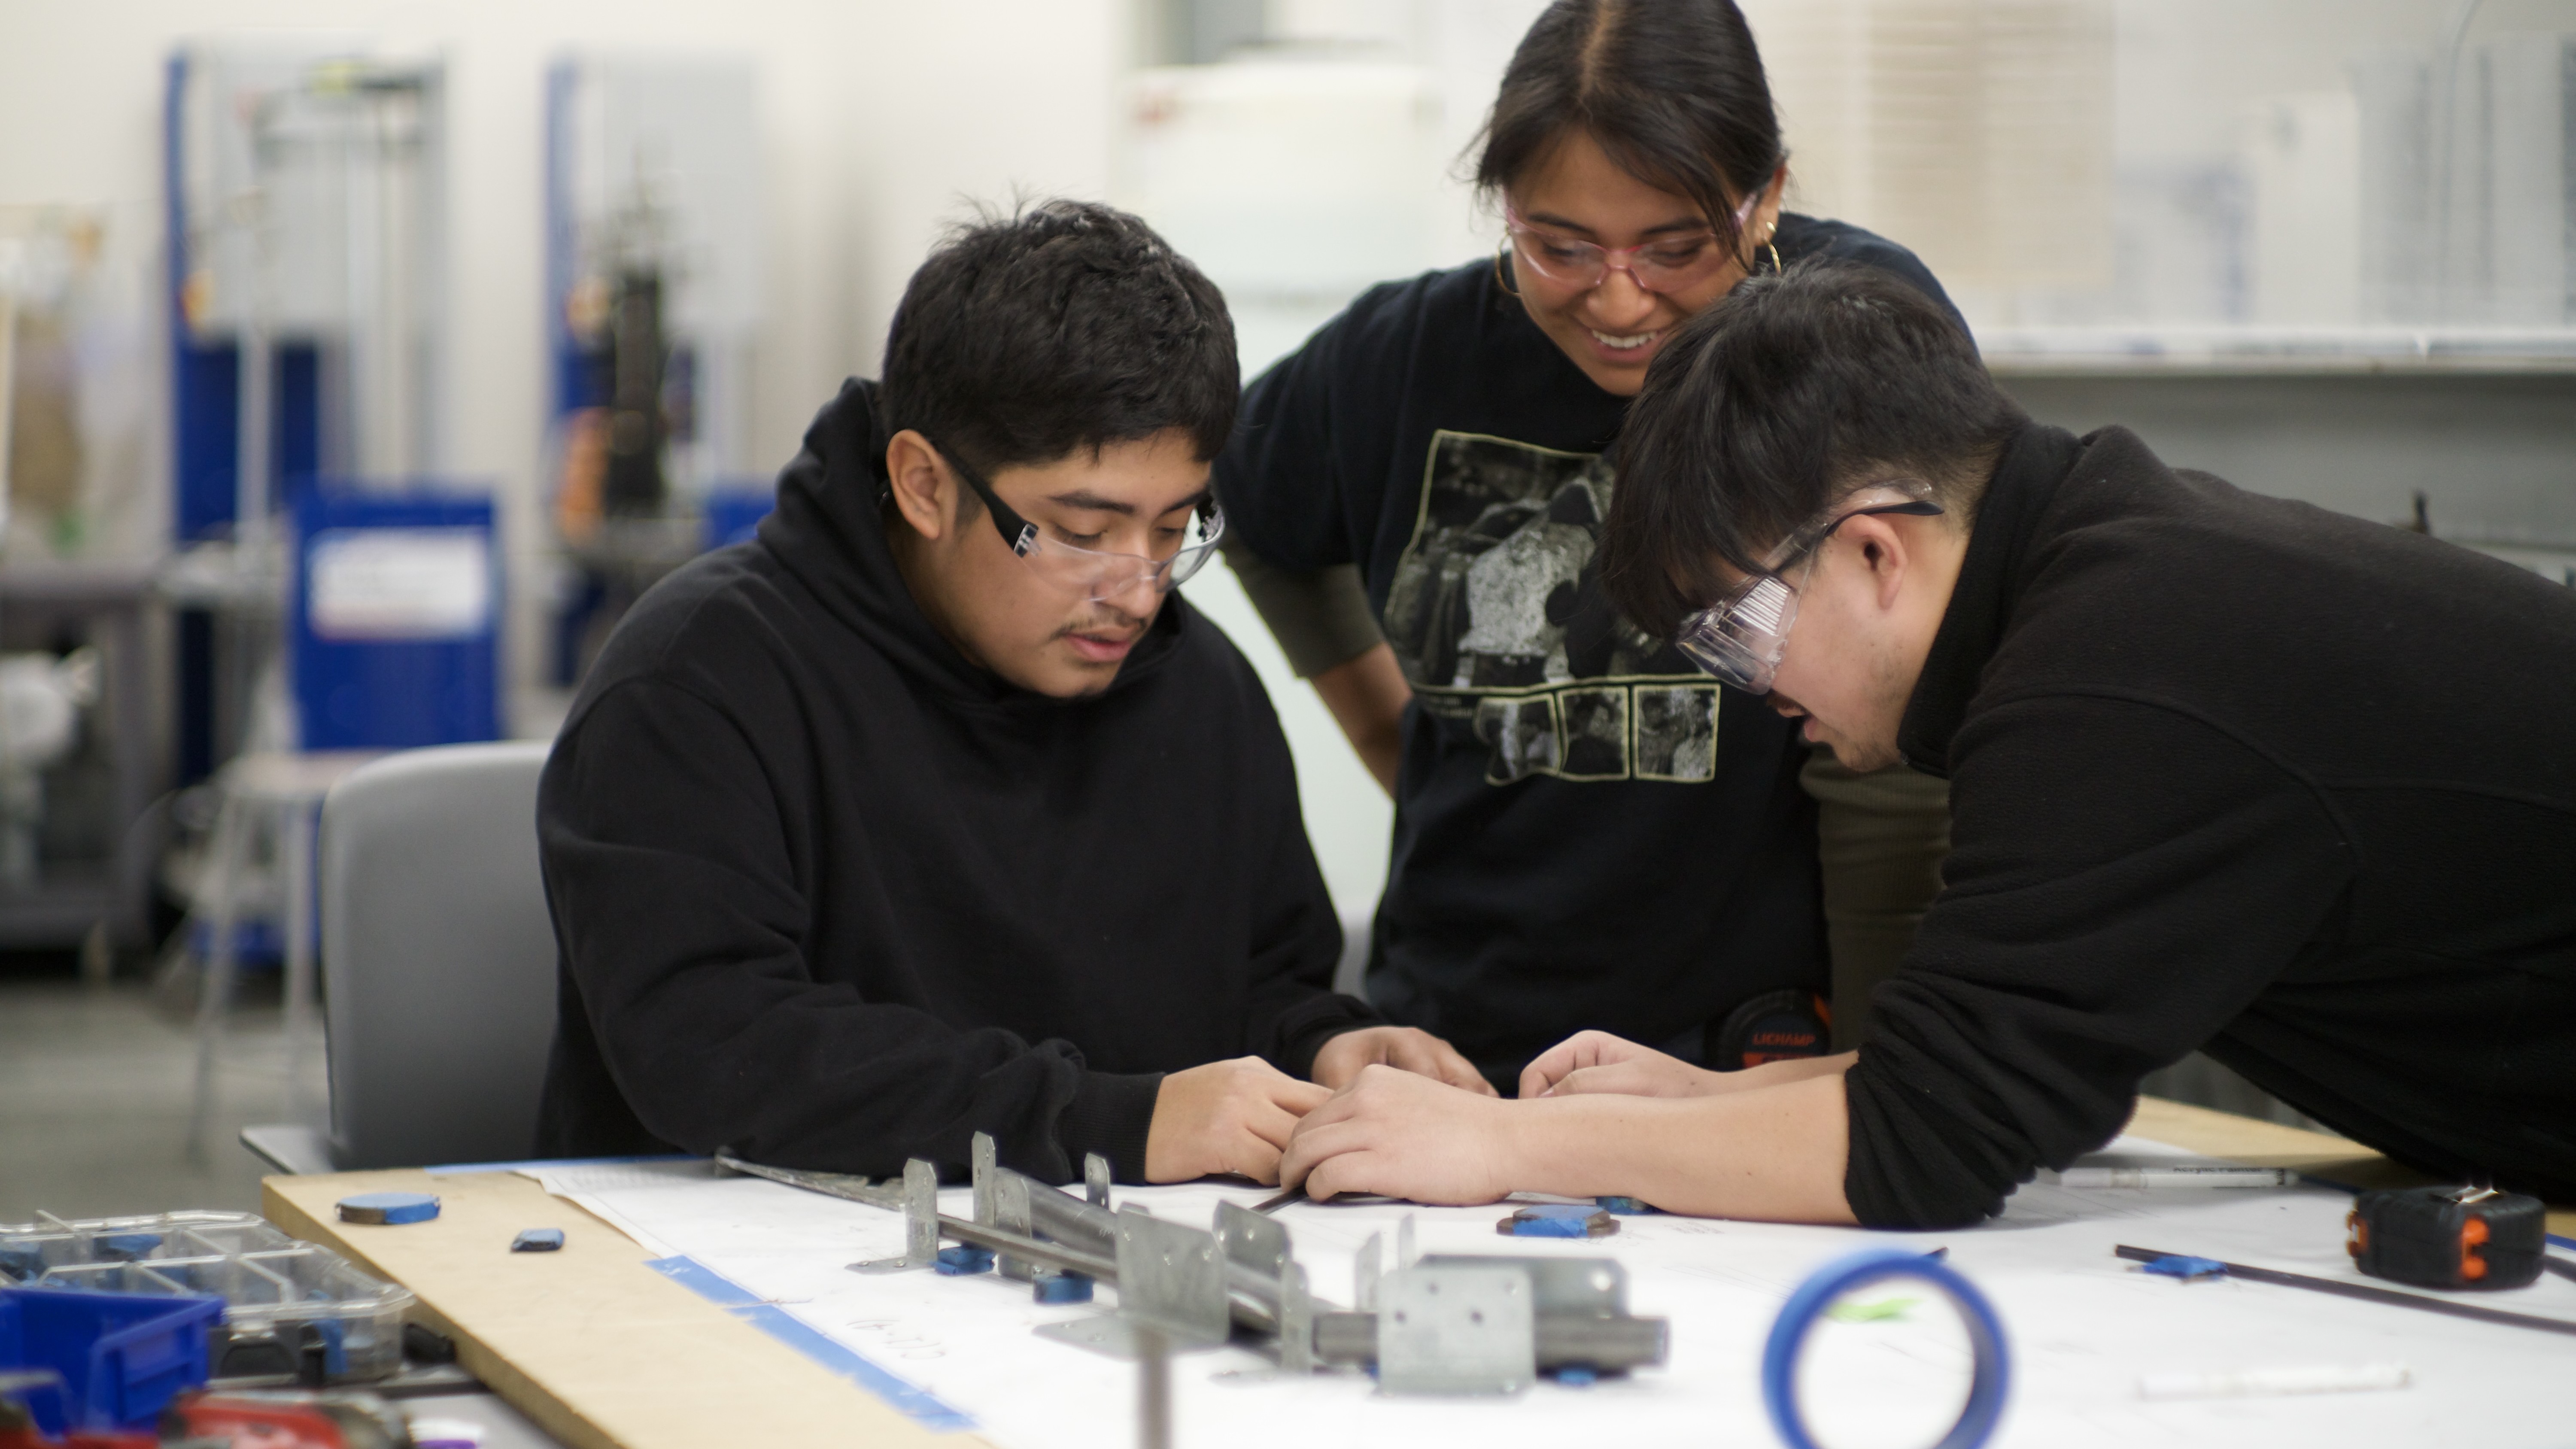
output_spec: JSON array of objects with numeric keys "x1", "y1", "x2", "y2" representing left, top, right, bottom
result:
[
  {"x1": 533, "y1": 381, "x2": 1381, "y2": 1182},
  {"x1": 1844, "y1": 423, "x2": 2576, "y2": 1228}
]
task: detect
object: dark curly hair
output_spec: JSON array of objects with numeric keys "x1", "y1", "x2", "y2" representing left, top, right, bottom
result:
[{"x1": 879, "y1": 199, "x2": 1238, "y2": 504}]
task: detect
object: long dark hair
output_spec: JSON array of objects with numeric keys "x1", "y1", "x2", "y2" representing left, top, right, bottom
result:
[{"x1": 1474, "y1": 0, "x2": 1785, "y2": 253}]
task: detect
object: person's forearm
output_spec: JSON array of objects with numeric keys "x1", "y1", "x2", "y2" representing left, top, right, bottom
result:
[
  {"x1": 1309, "y1": 644, "x2": 1410, "y2": 795},
  {"x1": 1500, "y1": 1069, "x2": 1858, "y2": 1223}
]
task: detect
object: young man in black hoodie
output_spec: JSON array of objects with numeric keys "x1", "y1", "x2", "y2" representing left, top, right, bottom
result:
[
  {"x1": 1279, "y1": 261, "x2": 2576, "y2": 1227},
  {"x1": 535, "y1": 201, "x2": 1487, "y2": 1186}
]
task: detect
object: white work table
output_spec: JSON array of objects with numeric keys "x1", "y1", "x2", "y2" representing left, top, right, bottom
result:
[{"x1": 264, "y1": 1100, "x2": 2576, "y2": 1449}]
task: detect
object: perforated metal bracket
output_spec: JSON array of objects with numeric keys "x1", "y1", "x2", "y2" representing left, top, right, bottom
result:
[
  {"x1": 1084, "y1": 1152, "x2": 1112, "y2": 1209},
  {"x1": 971, "y1": 1132, "x2": 998, "y2": 1227},
  {"x1": 850, "y1": 1158, "x2": 939, "y2": 1273},
  {"x1": 1034, "y1": 1208, "x2": 1231, "y2": 1359},
  {"x1": 1376, "y1": 1264, "x2": 1536, "y2": 1395},
  {"x1": 1215, "y1": 1200, "x2": 1288, "y2": 1282}
]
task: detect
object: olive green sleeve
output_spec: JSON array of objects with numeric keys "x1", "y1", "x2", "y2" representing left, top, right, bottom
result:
[
  {"x1": 1802, "y1": 747, "x2": 1953, "y2": 1051},
  {"x1": 1217, "y1": 532, "x2": 1386, "y2": 679}
]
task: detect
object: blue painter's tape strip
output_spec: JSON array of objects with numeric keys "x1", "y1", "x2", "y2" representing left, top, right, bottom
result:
[
  {"x1": 2549, "y1": 1233, "x2": 2576, "y2": 1252},
  {"x1": 734, "y1": 1305, "x2": 976, "y2": 1433},
  {"x1": 644, "y1": 1256, "x2": 973, "y2": 1432},
  {"x1": 644, "y1": 1255, "x2": 762, "y2": 1307}
]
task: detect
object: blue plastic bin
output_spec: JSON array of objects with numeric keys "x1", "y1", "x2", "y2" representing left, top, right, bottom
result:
[{"x1": 0, "y1": 1285, "x2": 222, "y2": 1435}]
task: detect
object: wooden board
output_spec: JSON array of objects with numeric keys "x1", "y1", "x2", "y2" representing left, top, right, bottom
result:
[
  {"x1": 267, "y1": 1103, "x2": 2573, "y2": 1449},
  {"x1": 264, "y1": 1169, "x2": 972, "y2": 1449},
  {"x1": 2124, "y1": 1097, "x2": 2576, "y2": 1238}
]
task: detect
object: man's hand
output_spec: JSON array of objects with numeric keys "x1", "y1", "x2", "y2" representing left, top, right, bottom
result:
[
  {"x1": 1145, "y1": 1057, "x2": 1332, "y2": 1185},
  {"x1": 1311, "y1": 1025, "x2": 1497, "y2": 1095},
  {"x1": 1519, "y1": 1030, "x2": 1722, "y2": 1100},
  {"x1": 1279, "y1": 1065, "x2": 1520, "y2": 1204}
]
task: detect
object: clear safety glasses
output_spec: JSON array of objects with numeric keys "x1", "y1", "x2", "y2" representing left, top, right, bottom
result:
[
  {"x1": 1502, "y1": 187, "x2": 1765, "y2": 295},
  {"x1": 1672, "y1": 487, "x2": 1945, "y2": 695},
  {"x1": 936, "y1": 442, "x2": 1226, "y2": 606}
]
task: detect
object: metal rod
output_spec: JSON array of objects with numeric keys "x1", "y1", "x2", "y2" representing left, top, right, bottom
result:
[
  {"x1": 2113, "y1": 1245, "x2": 2576, "y2": 1339},
  {"x1": 1136, "y1": 1325, "x2": 1170, "y2": 1449}
]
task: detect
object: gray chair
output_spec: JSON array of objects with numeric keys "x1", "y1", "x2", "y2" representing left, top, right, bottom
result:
[{"x1": 241, "y1": 741, "x2": 558, "y2": 1173}]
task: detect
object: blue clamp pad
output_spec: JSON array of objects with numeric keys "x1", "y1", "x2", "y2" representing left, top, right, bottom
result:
[
  {"x1": 2141, "y1": 1254, "x2": 2228, "y2": 1281},
  {"x1": 1595, "y1": 1197, "x2": 1656, "y2": 1216},
  {"x1": 934, "y1": 1245, "x2": 996, "y2": 1276},
  {"x1": 337, "y1": 1192, "x2": 441, "y2": 1226},
  {"x1": 1499, "y1": 1203, "x2": 1617, "y2": 1239},
  {"x1": 94, "y1": 1233, "x2": 164, "y2": 1261},
  {"x1": 511, "y1": 1229, "x2": 566, "y2": 1253},
  {"x1": 1765, "y1": 1247, "x2": 2010, "y2": 1449},
  {"x1": 1033, "y1": 1271, "x2": 1094, "y2": 1304},
  {"x1": 1549, "y1": 1365, "x2": 1599, "y2": 1387}
]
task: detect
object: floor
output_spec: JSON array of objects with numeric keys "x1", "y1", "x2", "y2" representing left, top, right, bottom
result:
[{"x1": 0, "y1": 959, "x2": 328, "y2": 1223}]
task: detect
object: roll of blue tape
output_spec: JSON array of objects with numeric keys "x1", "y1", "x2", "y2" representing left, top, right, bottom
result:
[
  {"x1": 338, "y1": 1191, "x2": 441, "y2": 1226},
  {"x1": 1762, "y1": 1247, "x2": 2010, "y2": 1449}
]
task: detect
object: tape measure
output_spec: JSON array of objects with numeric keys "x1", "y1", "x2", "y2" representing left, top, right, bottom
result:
[
  {"x1": 2346, "y1": 1185, "x2": 2546, "y2": 1291},
  {"x1": 1762, "y1": 1248, "x2": 2011, "y2": 1449}
]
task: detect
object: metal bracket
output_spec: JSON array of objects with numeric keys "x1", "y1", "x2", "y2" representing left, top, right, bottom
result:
[
  {"x1": 1278, "y1": 1260, "x2": 1316, "y2": 1373},
  {"x1": 851, "y1": 1159, "x2": 939, "y2": 1273},
  {"x1": 1422, "y1": 1254, "x2": 1627, "y2": 1318},
  {"x1": 1084, "y1": 1152, "x2": 1112, "y2": 1209},
  {"x1": 1376, "y1": 1264, "x2": 1535, "y2": 1395},
  {"x1": 1215, "y1": 1201, "x2": 1287, "y2": 1282},
  {"x1": 993, "y1": 1172, "x2": 1036, "y2": 1281},
  {"x1": 971, "y1": 1131, "x2": 998, "y2": 1227},
  {"x1": 1034, "y1": 1208, "x2": 1230, "y2": 1358},
  {"x1": 1354, "y1": 1230, "x2": 1382, "y2": 1312}
]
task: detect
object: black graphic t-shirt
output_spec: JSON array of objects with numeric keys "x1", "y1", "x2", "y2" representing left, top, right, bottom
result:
[{"x1": 1215, "y1": 215, "x2": 1963, "y2": 1088}]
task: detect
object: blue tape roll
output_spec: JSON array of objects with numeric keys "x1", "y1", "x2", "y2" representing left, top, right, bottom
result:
[{"x1": 1762, "y1": 1248, "x2": 2010, "y2": 1449}]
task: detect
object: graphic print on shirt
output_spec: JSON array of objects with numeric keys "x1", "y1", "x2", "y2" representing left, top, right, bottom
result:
[{"x1": 1382, "y1": 430, "x2": 1722, "y2": 785}]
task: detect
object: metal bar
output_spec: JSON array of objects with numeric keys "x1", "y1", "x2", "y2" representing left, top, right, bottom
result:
[
  {"x1": 1311, "y1": 1311, "x2": 1668, "y2": 1370},
  {"x1": 2113, "y1": 1245, "x2": 2576, "y2": 1339}
]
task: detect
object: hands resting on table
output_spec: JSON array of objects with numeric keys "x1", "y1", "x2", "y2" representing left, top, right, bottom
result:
[
  {"x1": 1277, "y1": 1031, "x2": 1865, "y2": 1226},
  {"x1": 1142, "y1": 1026, "x2": 1864, "y2": 1225},
  {"x1": 1140, "y1": 1025, "x2": 1491, "y2": 1185}
]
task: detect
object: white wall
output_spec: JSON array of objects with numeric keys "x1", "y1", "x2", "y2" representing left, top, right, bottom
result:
[
  {"x1": 0, "y1": 0, "x2": 1405, "y2": 926},
  {"x1": 0, "y1": 0, "x2": 1125, "y2": 712}
]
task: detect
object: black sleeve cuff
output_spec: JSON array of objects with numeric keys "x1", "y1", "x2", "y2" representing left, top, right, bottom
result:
[
  {"x1": 1278, "y1": 995, "x2": 1386, "y2": 1080},
  {"x1": 1056, "y1": 1070, "x2": 1164, "y2": 1185}
]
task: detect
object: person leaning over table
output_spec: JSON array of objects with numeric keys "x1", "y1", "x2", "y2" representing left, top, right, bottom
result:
[
  {"x1": 533, "y1": 201, "x2": 1486, "y2": 1189},
  {"x1": 1277, "y1": 260, "x2": 2576, "y2": 1227},
  {"x1": 1214, "y1": 0, "x2": 1956, "y2": 1085}
]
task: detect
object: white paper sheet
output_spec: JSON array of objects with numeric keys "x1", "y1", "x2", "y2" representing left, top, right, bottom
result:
[{"x1": 544, "y1": 1139, "x2": 2576, "y2": 1449}]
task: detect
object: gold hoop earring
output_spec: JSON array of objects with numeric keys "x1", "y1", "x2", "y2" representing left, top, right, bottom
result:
[
  {"x1": 1767, "y1": 241, "x2": 1784, "y2": 275},
  {"x1": 1493, "y1": 241, "x2": 1522, "y2": 298}
]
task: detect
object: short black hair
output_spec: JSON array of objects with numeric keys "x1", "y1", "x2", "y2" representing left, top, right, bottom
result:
[
  {"x1": 1475, "y1": 0, "x2": 1783, "y2": 256},
  {"x1": 1599, "y1": 260, "x2": 2026, "y2": 638},
  {"x1": 879, "y1": 199, "x2": 1238, "y2": 495}
]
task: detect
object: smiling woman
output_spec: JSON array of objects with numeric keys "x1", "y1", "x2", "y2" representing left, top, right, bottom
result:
[{"x1": 1210, "y1": 0, "x2": 1971, "y2": 1101}]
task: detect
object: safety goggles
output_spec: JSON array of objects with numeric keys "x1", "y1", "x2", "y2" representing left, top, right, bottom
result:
[
  {"x1": 935, "y1": 441, "x2": 1226, "y2": 606},
  {"x1": 1672, "y1": 486, "x2": 1945, "y2": 695},
  {"x1": 1502, "y1": 186, "x2": 1765, "y2": 295}
]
